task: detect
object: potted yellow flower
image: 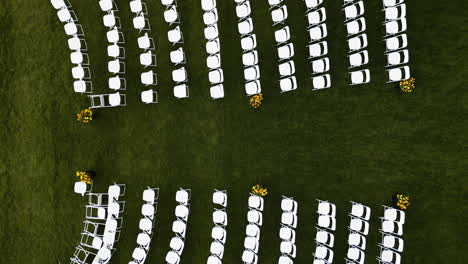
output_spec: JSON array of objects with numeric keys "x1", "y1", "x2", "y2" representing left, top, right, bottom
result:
[
  {"x1": 394, "y1": 194, "x2": 411, "y2": 210},
  {"x1": 251, "y1": 184, "x2": 268, "y2": 197},
  {"x1": 76, "y1": 109, "x2": 94, "y2": 123},
  {"x1": 399, "y1": 77, "x2": 415, "y2": 93},
  {"x1": 249, "y1": 93, "x2": 263, "y2": 109},
  {"x1": 76, "y1": 170, "x2": 95, "y2": 184}
]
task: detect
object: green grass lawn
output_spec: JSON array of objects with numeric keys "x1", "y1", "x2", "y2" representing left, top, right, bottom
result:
[{"x1": 0, "y1": 0, "x2": 467, "y2": 263}]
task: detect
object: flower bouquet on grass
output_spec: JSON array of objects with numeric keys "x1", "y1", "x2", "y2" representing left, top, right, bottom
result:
[
  {"x1": 249, "y1": 93, "x2": 263, "y2": 109},
  {"x1": 76, "y1": 171, "x2": 94, "y2": 184},
  {"x1": 395, "y1": 194, "x2": 411, "y2": 210},
  {"x1": 399, "y1": 77, "x2": 415, "y2": 93},
  {"x1": 251, "y1": 184, "x2": 268, "y2": 197},
  {"x1": 76, "y1": 109, "x2": 94, "y2": 123}
]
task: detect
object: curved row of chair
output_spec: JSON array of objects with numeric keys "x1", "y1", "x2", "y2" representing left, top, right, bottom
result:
[
  {"x1": 278, "y1": 196, "x2": 298, "y2": 264},
  {"x1": 165, "y1": 188, "x2": 192, "y2": 264},
  {"x1": 241, "y1": 193, "x2": 264, "y2": 264},
  {"x1": 201, "y1": 0, "x2": 225, "y2": 99},
  {"x1": 313, "y1": 200, "x2": 336, "y2": 264},
  {"x1": 345, "y1": 201, "x2": 371, "y2": 264},
  {"x1": 129, "y1": 0, "x2": 159, "y2": 104},
  {"x1": 234, "y1": 0, "x2": 262, "y2": 96},
  {"x1": 70, "y1": 183, "x2": 126, "y2": 264},
  {"x1": 207, "y1": 190, "x2": 228, "y2": 264},
  {"x1": 160, "y1": 1, "x2": 190, "y2": 99},
  {"x1": 129, "y1": 187, "x2": 159, "y2": 264},
  {"x1": 342, "y1": 0, "x2": 371, "y2": 85},
  {"x1": 382, "y1": 0, "x2": 411, "y2": 83},
  {"x1": 268, "y1": 1, "x2": 297, "y2": 93},
  {"x1": 51, "y1": 0, "x2": 93, "y2": 95},
  {"x1": 304, "y1": 0, "x2": 332, "y2": 90},
  {"x1": 378, "y1": 205, "x2": 405, "y2": 264}
]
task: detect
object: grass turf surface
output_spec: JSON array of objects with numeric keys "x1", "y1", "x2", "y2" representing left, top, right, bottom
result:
[{"x1": 0, "y1": 0, "x2": 467, "y2": 263}]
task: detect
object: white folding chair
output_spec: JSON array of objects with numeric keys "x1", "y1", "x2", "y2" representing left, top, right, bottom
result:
[
  {"x1": 343, "y1": 1, "x2": 365, "y2": 21},
  {"x1": 108, "y1": 75, "x2": 126, "y2": 90},
  {"x1": 349, "y1": 69, "x2": 370, "y2": 85},
  {"x1": 210, "y1": 84, "x2": 224, "y2": 99},
  {"x1": 279, "y1": 225, "x2": 296, "y2": 243},
  {"x1": 308, "y1": 41, "x2": 328, "y2": 58},
  {"x1": 271, "y1": 5, "x2": 288, "y2": 26},
  {"x1": 175, "y1": 188, "x2": 191, "y2": 204},
  {"x1": 175, "y1": 204, "x2": 190, "y2": 222},
  {"x1": 89, "y1": 92, "x2": 126, "y2": 108},
  {"x1": 279, "y1": 76, "x2": 297, "y2": 92},
  {"x1": 313, "y1": 246, "x2": 334, "y2": 263},
  {"x1": 140, "y1": 70, "x2": 158, "y2": 86},
  {"x1": 241, "y1": 34, "x2": 257, "y2": 51},
  {"x1": 348, "y1": 231, "x2": 366, "y2": 250},
  {"x1": 384, "y1": 33, "x2": 407, "y2": 52},
  {"x1": 206, "y1": 38, "x2": 221, "y2": 54},
  {"x1": 71, "y1": 65, "x2": 91, "y2": 80},
  {"x1": 386, "y1": 49, "x2": 409, "y2": 67},
  {"x1": 73, "y1": 80, "x2": 93, "y2": 93},
  {"x1": 384, "y1": 18, "x2": 407, "y2": 36},
  {"x1": 348, "y1": 50, "x2": 369, "y2": 68},
  {"x1": 204, "y1": 24, "x2": 219, "y2": 40},
  {"x1": 68, "y1": 36, "x2": 87, "y2": 51},
  {"x1": 207, "y1": 53, "x2": 222, "y2": 69},
  {"x1": 278, "y1": 43, "x2": 295, "y2": 61},
  {"x1": 347, "y1": 246, "x2": 365, "y2": 264},
  {"x1": 107, "y1": 28, "x2": 124, "y2": 44},
  {"x1": 308, "y1": 23, "x2": 327, "y2": 42},
  {"x1": 247, "y1": 210, "x2": 263, "y2": 226},
  {"x1": 107, "y1": 44, "x2": 125, "y2": 58},
  {"x1": 202, "y1": 0, "x2": 216, "y2": 11},
  {"x1": 209, "y1": 69, "x2": 224, "y2": 84},
  {"x1": 164, "y1": 6, "x2": 180, "y2": 25},
  {"x1": 133, "y1": 14, "x2": 150, "y2": 32},
  {"x1": 384, "y1": 4, "x2": 406, "y2": 22},
  {"x1": 275, "y1": 26, "x2": 291, "y2": 45},
  {"x1": 281, "y1": 211, "x2": 297, "y2": 227},
  {"x1": 238, "y1": 18, "x2": 254, "y2": 36},
  {"x1": 236, "y1": 1, "x2": 251, "y2": 20},
  {"x1": 315, "y1": 228, "x2": 334, "y2": 247},
  {"x1": 212, "y1": 190, "x2": 227, "y2": 207},
  {"x1": 107, "y1": 59, "x2": 125, "y2": 74},
  {"x1": 311, "y1": 57, "x2": 330, "y2": 74},
  {"x1": 242, "y1": 50, "x2": 258, "y2": 66},
  {"x1": 278, "y1": 60, "x2": 295, "y2": 77},
  {"x1": 307, "y1": 7, "x2": 326, "y2": 27},
  {"x1": 172, "y1": 67, "x2": 188, "y2": 83},
  {"x1": 244, "y1": 66, "x2": 260, "y2": 81},
  {"x1": 281, "y1": 196, "x2": 298, "y2": 214},
  {"x1": 346, "y1": 17, "x2": 366, "y2": 36},
  {"x1": 103, "y1": 11, "x2": 120, "y2": 29},
  {"x1": 349, "y1": 217, "x2": 369, "y2": 235},
  {"x1": 141, "y1": 89, "x2": 158, "y2": 104},
  {"x1": 312, "y1": 74, "x2": 331, "y2": 90},
  {"x1": 386, "y1": 66, "x2": 410, "y2": 83},
  {"x1": 203, "y1": 8, "x2": 219, "y2": 25},
  {"x1": 347, "y1": 33, "x2": 368, "y2": 52},
  {"x1": 170, "y1": 47, "x2": 186, "y2": 65},
  {"x1": 305, "y1": 0, "x2": 324, "y2": 11},
  {"x1": 245, "y1": 80, "x2": 261, "y2": 96},
  {"x1": 168, "y1": 26, "x2": 184, "y2": 44}
]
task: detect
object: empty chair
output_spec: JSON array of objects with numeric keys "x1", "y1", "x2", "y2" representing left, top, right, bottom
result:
[
  {"x1": 279, "y1": 225, "x2": 295, "y2": 243},
  {"x1": 236, "y1": 1, "x2": 251, "y2": 19},
  {"x1": 204, "y1": 24, "x2": 219, "y2": 40},
  {"x1": 244, "y1": 236, "x2": 259, "y2": 253},
  {"x1": 280, "y1": 241, "x2": 296, "y2": 258},
  {"x1": 170, "y1": 236, "x2": 185, "y2": 255},
  {"x1": 347, "y1": 33, "x2": 368, "y2": 52},
  {"x1": 73, "y1": 80, "x2": 92, "y2": 93},
  {"x1": 246, "y1": 224, "x2": 261, "y2": 239},
  {"x1": 385, "y1": 18, "x2": 407, "y2": 36},
  {"x1": 51, "y1": 0, "x2": 68, "y2": 10},
  {"x1": 207, "y1": 53, "x2": 222, "y2": 69},
  {"x1": 308, "y1": 23, "x2": 327, "y2": 42},
  {"x1": 247, "y1": 210, "x2": 263, "y2": 226},
  {"x1": 346, "y1": 17, "x2": 366, "y2": 36},
  {"x1": 278, "y1": 61, "x2": 295, "y2": 77},
  {"x1": 211, "y1": 226, "x2": 227, "y2": 243},
  {"x1": 281, "y1": 211, "x2": 297, "y2": 227},
  {"x1": 317, "y1": 214, "x2": 335, "y2": 230},
  {"x1": 348, "y1": 231, "x2": 366, "y2": 250},
  {"x1": 271, "y1": 5, "x2": 288, "y2": 25},
  {"x1": 381, "y1": 220, "x2": 403, "y2": 236},
  {"x1": 130, "y1": 0, "x2": 145, "y2": 13},
  {"x1": 350, "y1": 69, "x2": 370, "y2": 85},
  {"x1": 314, "y1": 246, "x2": 334, "y2": 263},
  {"x1": 311, "y1": 57, "x2": 330, "y2": 74},
  {"x1": 64, "y1": 21, "x2": 84, "y2": 37},
  {"x1": 206, "y1": 38, "x2": 221, "y2": 54},
  {"x1": 108, "y1": 183, "x2": 126, "y2": 197},
  {"x1": 72, "y1": 65, "x2": 91, "y2": 80},
  {"x1": 207, "y1": 255, "x2": 222, "y2": 264},
  {"x1": 103, "y1": 11, "x2": 120, "y2": 29},
  {"x1": 386, "y1": 66, "x2": 410, "y2": 83},
  {"x1": 164, "y1": 6, "x2": 179, "y2": 25},
  {"x1": 241, "y1": 250, "x2": 258, "y2": 264},
  {"x1": 168, "y1": 26, "x2": 184, "y2": 44},
  {"x1": 248, "y1": 195, "x2": 264, "y2": 211},
  {"x1": 133, "y1": 14, "x2": 150, "y2": 31},
  {"x1": 140, "y1": 50, "x2": 157, "y2": 67},
  {"x1": 278, "y1": 43, "x2": 294, "y2": 60},
  {"x1": 275, "y1": 26, "x2": 291, "y2": 44},
  {"x1": 138, "y1": 33, "x2": 154, "y2": 50},
  {"x1": 202, "y1": 0, "x2": 216, "y2": 11},
  {"x1": 268, "y1": 0, "x2": 284, "y2": 8},
  {"x1": 107, "y1": 43, "x2": 125, "y2": 58},
  {"x1": 165, "y1": 251, "x2": 181, "y2": 264},
  {"x1": 244, "y1": 66, "x2": 260, "y2": 81},
  {"x1": 386, "y1": 49, "x2": 409, "y2": 67},
  {"x1": 74, "y1": 181, "x2": 91, "y2": 196},
  {"x1": 212, "y1": 190, "x2": 227, "y2": 207},
  {"x1": 175, "y1": 204, "x2": 190, "y2": 221},
  {"x1": 139, "y1": 218, "x2": 153, "y2": 233},
  {"x1": 307, "y1": 7, "x2": 326, "y2": 26},
  {"x1": 344, "y1": 1, "x2": 365, "y2": 21},
  {"x1": 312, "y1": 74, "x2": 331, "y2": 90},
  {"x1": 317, "y1": 200, "x2": 336, "y2": 217},
  {"x1": 99, "y1": 0, "x2": 116, "y2": 12},
  {"x1": 305, "y1": 0, "x2": 324, "y2": 10},
  {"x1": 89, "y1": 92, "x2": 126, "y2": 108},
  {"x1": 349, "y1": 217, "x2": 369, "y2": 235},
  {"x1": 379, "y1": 247, "x2": 401, "y2": 264},
  {"x1": 348, "y1": 50, "x2": 369, "y2": 68},
  {"x1": 175, "y1": 188, "x2": 190, "y2": 204},
  {"x1": 172, "y1": 67, "x2": 188, "y2": 83},
  {"x1": 80, "y1": 233, "x2": 103, "y2": 250},
  {"x1": 141, "y1": 70, "x2": 157, "y2": 86},
  {"x1": 241, "y1": 34, "x2": 257, "y2": 51},
  {"x1": 57, "y1": 8, "x2": 76, "y2": 23},
  {"x1": 381, "y1": 234, "x2": 404, "y2": 252},
  {"x1": 137, "y1": 232, "x2": 151, "y2": 250},
  {"x1": 141, "y1": 89, "x2": 158, "y2": 104},
  {"x1": 385, "y1": 4, "x2": 406, "y2": 21},
  {"x1": 384, "y1": 34, "x2": 407, "y2": 52},
  {"x1": 170, "y1": 47, "x2": 186, "y2": 65},
  {"x1": 172, "y1": 220, "x2": 187, "y2": 237},
  {"x1": 315, "y1": 228, "x2": 334, "y2": 247},
  {"x1": 347, "y1": 247, "x2": 365, "y2": 264},
  {"x1": 245, "y1": 80, "x2": 261, "y2": 95},
  {"x1": 106, "y1": 28, "x2": 124, "y2": 44},
  {"x1": 308, "y1": 41, "x2": 328, "y2": 58},
  {"x1": 108, "y1": 59, "x2": 125, "y2": 74},
  {"x1": 203, "y1": 8, "x2": 219, "y2": 25},
  {"x1": 238, "y1": 18, "x2": 254, "y2": 36},
  {"x1": 209, "y1": 69, "x2": 224, "y2": 84},
  {"x1": 174, "y1": 84, "x2": 189, "y2": 98},
  {"x1": 382, "y1": 0, "x2": 404, "y2": 8},
  {"x1": 108, "y1": 75, "x2": 126, "y2": 90},
  {"x1": 213, "y1": 209, "x2": 228, "y2": 226},
  {"x1": 383, "y1": 206, "x2": 406, "y2": 223},
  {"x1": 279, "y1": 76, "x2": 297, "y2": 92},
  {"x1": 68, "y1": 36, "x2": 87, "y2": 51},
  {"x1": 210, "y1": 241, "x2": 224, "y2": 258},
  {"x1": 210, "y1": 84, "x2": 224, "y2": 99},
  {"x1": 141, "y1": 203, "x2": 155, "y2": 219},
  {"x1": 279, "y1": 255, "x2": 293, "y2": 264}
]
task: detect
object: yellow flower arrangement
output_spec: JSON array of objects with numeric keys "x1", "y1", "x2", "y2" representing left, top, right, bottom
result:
[
  {"x1": 76, "y1": 109, "x2": 93, "y2": 123},
  {"x1": 396, "y1": 194, "x2": 411, "y2": 210},
  {"x1": 251, "y1": 184, "x2": 268, "y2": 197},
  {"x1": 76, "y1": 171, "x2": 93, "y2": 184},
  {"x1": 249, "y1": 93, "x2": 263, "y2": 109},
  {"x1": 399, "y1": 77, "x2": 415, "y2": 93}
]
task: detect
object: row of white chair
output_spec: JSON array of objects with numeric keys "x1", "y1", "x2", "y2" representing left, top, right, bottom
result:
[
  {"x1": 202, "y1": 0, "x2": 225, "y2": 100},
  {"x1": 234, "y1": 0, "x2": 262, "y2": 96},
  {"x1": 313, "y1": 200, "x2": 336, "y2": 264},
  {"x1": 346, "y1": 201, "x2": 371, "y2": 264},
  {"x1": 241, "y1": 193, "x2": 265, "y2": 264},
  {"x1": 208, "y1": 190, "x2": 228, "y2": 264},
  {"x1": 278, "y1": 196, "x2": 298, "y2": 264},
  {"x1": 378, "y1": 205, "x2": 405, "y2": 264},
  {"x1": 382, "y1": 0, "x2": 411, "y2": 83},
  {"x1": 165, "y1": 188, "x2": 192, "y2": 264},
  {"x1": 51, "y1": 0, "x2": 93, "y2": 94},
  {"x1": 128, "y1": 187, "x2": 159, "y2": 264}
]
